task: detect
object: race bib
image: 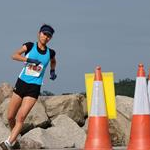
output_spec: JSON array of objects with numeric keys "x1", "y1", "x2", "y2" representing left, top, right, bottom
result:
[{"x1": 25, "y1": 63, "x2": 43, "y2": 77}]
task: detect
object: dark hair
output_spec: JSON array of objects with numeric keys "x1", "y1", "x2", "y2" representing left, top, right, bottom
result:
[{"x1": 39, "y1": 24, "x2": 55, "y2": 36}]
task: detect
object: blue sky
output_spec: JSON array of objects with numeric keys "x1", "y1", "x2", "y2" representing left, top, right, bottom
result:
[{"x1": 0, "y1": 0, "x2": 150, "y2": 94}]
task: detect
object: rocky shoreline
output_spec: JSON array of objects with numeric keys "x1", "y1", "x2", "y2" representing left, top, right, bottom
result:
[{"x1": 0, "y1": 83, "x2": 133, "y2": 149}]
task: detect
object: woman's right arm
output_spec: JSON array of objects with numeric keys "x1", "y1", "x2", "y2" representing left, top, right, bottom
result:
[{"x1": 11, "y1": 45, "x2": 28, "y2": 62}]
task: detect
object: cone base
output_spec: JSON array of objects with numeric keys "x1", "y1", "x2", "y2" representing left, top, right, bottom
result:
[
  {"x1": 85, "y1": 138, "x2": 112, "y2": 150},
  {"x1": 128, "y1": 115, "x2": 150, "y2": 150},
  {"x1": 85, "y1": 148, "x2": 112, "y2": 150},
  {"x1": 128, "y1": 139, "x2": 150, "y2": 150},
  {"x1": 128, "y1": 148, "x2": 150, "y2": 150},
  {"x1": 85, "y1": 117, "x2": 112, "y2": 150}
]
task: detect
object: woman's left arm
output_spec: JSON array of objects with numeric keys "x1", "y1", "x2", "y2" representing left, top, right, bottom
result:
[
  {"x1": 50, "y1": 57, "x2": 56, "y2": 70},
  {"x1": 50, "y1": 57, "x2": 57, "y2": 80}
]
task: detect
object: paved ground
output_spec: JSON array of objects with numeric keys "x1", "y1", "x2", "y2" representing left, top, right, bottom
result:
[
  {"x1": 113, "y1": 147, "x2": 126, "y2": 150},
  {"x1": 0, "y1": 147, "x2": 127, "y2": 150},
  {"x1": 52, "y1": 148, "x2": 126, "y2": 150},
  {"x1": 24, "y1": 148, "x2": 127, "y2": 150}
]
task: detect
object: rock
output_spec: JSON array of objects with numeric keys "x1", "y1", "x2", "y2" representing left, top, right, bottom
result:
[
  {"x1": 0, "y1": 117, "x2": 10, "y2": 142},
  {"x1": 0, "y1": 89, "x2": 3, "y2": 105},
  {"x1": 42, "y1": 94, "x2": 85, "y2": 126},
  {"x1": 115, "y1": 95, "x2": 133, "y2": 144},
  {"x1": 20, "y1": 137, "x2": 43, "y2": 149},
  {"x1": 22, "y1": 115, "x2": 86, "y2": 149},
  {"x1": 0, "y1": 98, "x2": 49, "y2": 129},
  {"x1": 21, "y1": 127, "x2": 74, "y2": 149},
  {"x1": 80, "y1": 95, "x2": 88, "y2": 118},
  {"x1": 20, "y1": 123, "x2": 35, "y2": 136},
  {"x1": 82, "y1": 117, "x2": 88, "y2": 133},
  {"x1": 51, "y1": 115, "x2": 86, "y2": 148},
  {"x1": 0, "y1": 83, "x2": 13, "y2": 104},
  {"x1": 109, "y1": 119, "x2": 126, "y2": 146},
  {"x1": 25, "y1": 100, "x2": 49, "y2": 127},
  {"x1": 0, "y1": 92, "x2": 134, "y2": 147},
  {"x1": 116, "y1": 95, "x2": 133, "y2": 120},
  {"x1": 0, "y1": 98, "x2": 10, "y2": 125}
]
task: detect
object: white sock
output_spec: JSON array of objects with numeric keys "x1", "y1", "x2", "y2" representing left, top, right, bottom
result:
[
  {"x1": 4, "y1": 134, "x2": 21, "y2": 148},
  {"x1": 4, "y1": 139, "x2": 12, "y2": 149},
  {"x1": 5, "y1": 134, "x2": 21, "y2": 147}
]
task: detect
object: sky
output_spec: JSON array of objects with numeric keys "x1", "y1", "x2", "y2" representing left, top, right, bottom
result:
[{"x1": 0, "y1": 0, "x2": 150, "y2": 94}]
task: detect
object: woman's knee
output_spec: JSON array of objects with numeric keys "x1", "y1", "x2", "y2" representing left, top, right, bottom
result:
[
  {"x1": 16, "y1": 112, "x2": 26, "y2": 123},
  {"x1": 7, "y1": 113, "x2": 15, "y2": 122}
]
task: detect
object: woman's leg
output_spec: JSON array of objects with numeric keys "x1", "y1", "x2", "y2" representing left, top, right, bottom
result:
[
  {"x1": 8, "y1": 96, "x2": 37, "y2": 144},
  {"x1": 7, "y1": 92, "x2": 22, "y2": 130}
]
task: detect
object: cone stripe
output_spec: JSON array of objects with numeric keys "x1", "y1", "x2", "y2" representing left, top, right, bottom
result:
[
  {"x1": 85, "y1": 117, "x2": 112, "y2": 149},
  {"x1": 133, "y1": 77, "x2": 150, "y2": 114},
  {"x1": 90, "y1": 81, "x2": 106, "y2": 116},
  {"x1": 128, "y1": 115, "x2": 150, "y2": 150}
]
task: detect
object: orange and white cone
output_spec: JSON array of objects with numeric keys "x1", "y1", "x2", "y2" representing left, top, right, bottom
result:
[
  {"x1": 127, "y1": 64, "x2": 150, "y2": 150},
  {"x1": 84, "y1": 66, "x2": 112, "y2": 150}
]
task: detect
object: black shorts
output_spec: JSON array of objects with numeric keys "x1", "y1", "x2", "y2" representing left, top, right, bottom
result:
[{"x1": 13, "y1": 78, "x2": 41, "y2": 99}]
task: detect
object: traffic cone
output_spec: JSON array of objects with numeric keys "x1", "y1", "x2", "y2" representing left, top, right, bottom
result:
[
  {"x1": 84, "y1": 66, "x2": 112, "y2": 150},
  {"x1": 127, "y1": 64, "x2": 150, "y2": 150}
]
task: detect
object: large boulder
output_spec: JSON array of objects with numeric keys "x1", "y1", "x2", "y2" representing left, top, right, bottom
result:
[
  {"x1": 21, "y1": 115, "x2": 86, "y2": 149},
  {"x1": 0, "y1": 98, "x2": 10, "y2": 126},
  {"x1": 25, "y1": 100, "x2": 49, "y2": 127},
  {"x1": 0, "y1": 83, "x2": 13, "y2": 104},
  {"x1": 80, "y1": 95, "x2": 88, "y2": 118},
  {"x1": 20, "y1": 127, "x2": 50, "y2": 149},
  {"x1": 115, "y1": 95, "x2": 133, "y2": 144},
  {"x1": 0, "y1": 93, "x2": 133, "y2": 147},
  {"x1": 51, "y1": 115, "x2": 86, "y2": 148},
  {"x1": 0, "y1": 88, "x2": 3, "y2": 105},
  {"x1": 110, "y1": 95, "x2": 133, "y2": 145},
  {"x1": 41, "y1": 94, "x2": 85, "y2": 126},
  {"x1": 0, "y1": 117, "x2": 10, "y2": 142},
  {"x1": 20, "y1": 137, "x2": 43, "y2": 149},
  {"x1": 0, "y1": 98, "x2": 49, "y2": 130}
]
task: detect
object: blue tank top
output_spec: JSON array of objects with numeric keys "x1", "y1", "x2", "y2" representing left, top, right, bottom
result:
[{"x1": 19, "y1": 43, "x2": 50, "y2": 85}]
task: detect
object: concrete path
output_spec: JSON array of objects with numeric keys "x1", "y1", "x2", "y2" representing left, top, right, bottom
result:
[
  {"x1": 0, "y1": 147, "x2": 127, "y2": 150},
  {"x1": 114, "y1": 147, "x2": 126, "y2": 150},
  {"x1": 26, "y1": 147, "x2": 127, "y2": 150}
]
